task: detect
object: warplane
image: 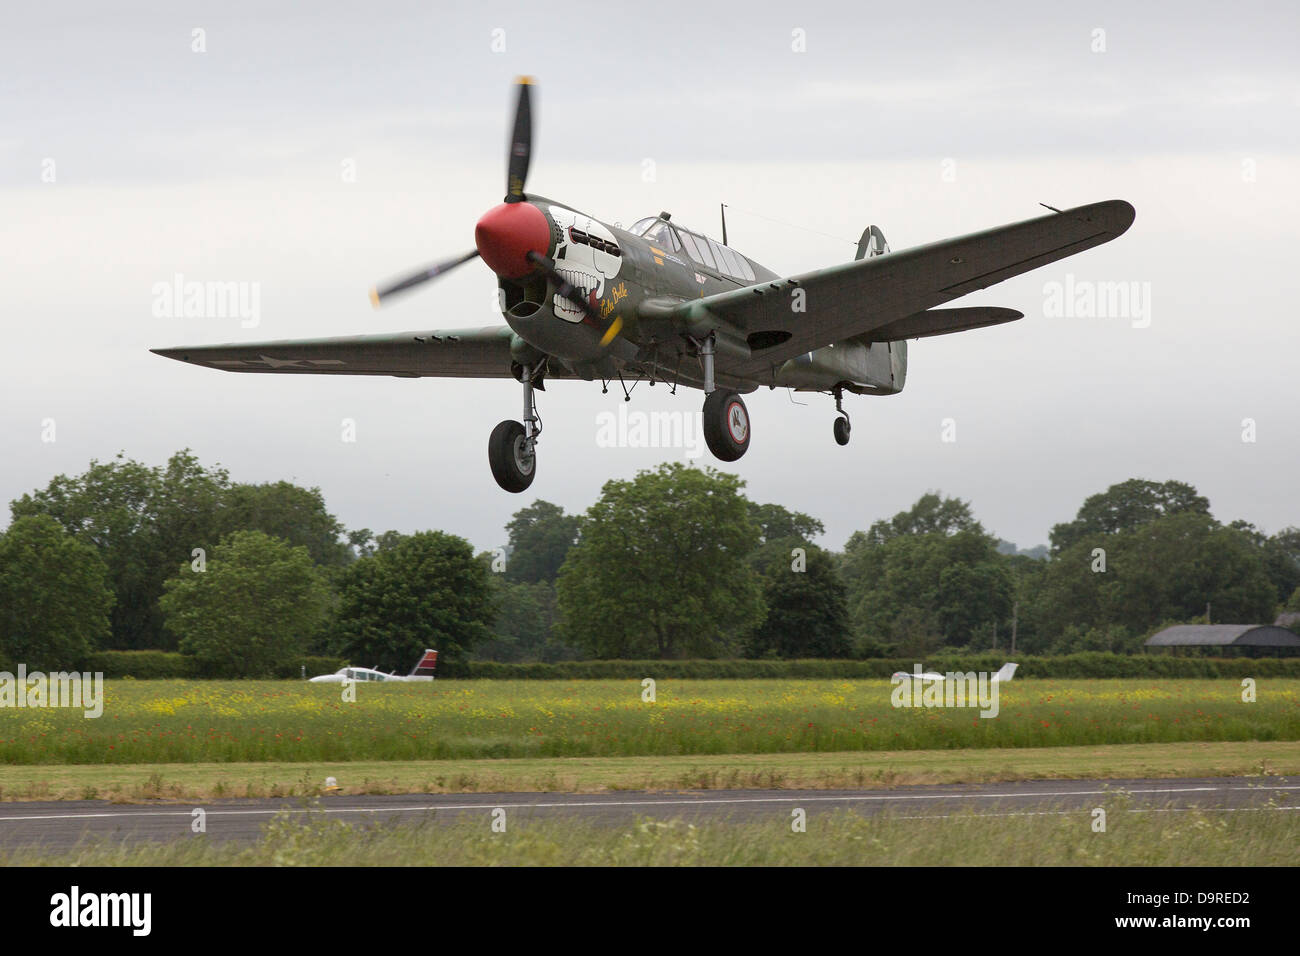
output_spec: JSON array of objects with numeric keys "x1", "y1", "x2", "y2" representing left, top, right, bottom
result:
[{"x1": 152, "y1": 78, "x2": 1135, "y2": 492}]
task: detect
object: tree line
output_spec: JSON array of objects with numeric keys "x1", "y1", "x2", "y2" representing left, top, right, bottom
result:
[{"x1": 2, "y1": 452, "x2": 1297, "y2": 674}]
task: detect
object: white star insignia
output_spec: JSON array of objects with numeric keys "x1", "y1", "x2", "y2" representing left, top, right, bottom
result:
[{"x1": 213, "y1": 356, "x2": 346, "y2": 368}]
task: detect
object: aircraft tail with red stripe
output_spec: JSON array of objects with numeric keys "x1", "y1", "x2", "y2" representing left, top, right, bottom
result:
[{"x1": 408, "y1": 649, "x2": 439, "y2": 681}]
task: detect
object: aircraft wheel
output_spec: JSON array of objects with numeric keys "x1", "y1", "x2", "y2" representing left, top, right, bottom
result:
[
  {"x1": 489, "y1": 420, "x2": 536, "y2": 493},
  {"x1": 833, "y1": 415, "x2": 851, "y2": 446},
  {"x1": 703, "y1": 390, "x2": 750, "y2": 462}
]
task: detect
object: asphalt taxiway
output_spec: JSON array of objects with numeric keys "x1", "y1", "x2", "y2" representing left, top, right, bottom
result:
[{"x1": 0, "y1": 776, "x2": 1295, "y2": 850}]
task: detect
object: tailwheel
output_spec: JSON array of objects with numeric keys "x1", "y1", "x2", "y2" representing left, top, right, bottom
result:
[
  {"x1": 833, "y1": 415, "x2": 851, "y2": 446},
  {"x1": 703, "y1": 389, "x2": 751, "y2": 461},
  {"x1": 488, "y1": 420, "x2": 536, "y2": 492},
  {"x1": 832, "y1": 385, "x2": 851, "y2": 446}
]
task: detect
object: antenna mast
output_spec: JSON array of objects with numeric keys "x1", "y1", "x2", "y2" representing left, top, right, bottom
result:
[{"x1": 720, "y1": 203, "x2": 728, "y2": 245}]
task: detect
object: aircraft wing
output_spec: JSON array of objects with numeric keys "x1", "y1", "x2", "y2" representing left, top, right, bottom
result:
[
  {"x1": 674, "y1": 200, "x2": 1134, "y2": 380},
  {"x1": 151, "y1": 326, "x2": 523, "y2": 379}
]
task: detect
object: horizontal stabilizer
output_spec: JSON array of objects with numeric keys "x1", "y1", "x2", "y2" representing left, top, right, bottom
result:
[{"x1": 864, "y1": 306, "x2": 1023, "y2": 343}]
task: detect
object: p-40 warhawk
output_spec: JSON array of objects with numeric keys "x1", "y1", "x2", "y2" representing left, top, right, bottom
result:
[{"x1": 153, "y1": 78, "x2": 1135, "y2": 493}]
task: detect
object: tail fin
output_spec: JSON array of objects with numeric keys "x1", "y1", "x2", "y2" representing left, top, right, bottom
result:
[
  {"x1": 855, "y1": 225, "x2": 889, "y2": 261},
  {"x1": 992, "y1": 662, "x2": 1018, "y2": 683},
  {"x1": 853, "y1": 225, "x2": 905, "y2": 392},
  {"x1": 409, "y1": 649, "x2": 439, "y2": 678}
]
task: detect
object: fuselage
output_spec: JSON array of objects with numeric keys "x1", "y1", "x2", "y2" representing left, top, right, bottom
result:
[{"x1": 489, "y1": 197, "x2": 904, "y2": 396}]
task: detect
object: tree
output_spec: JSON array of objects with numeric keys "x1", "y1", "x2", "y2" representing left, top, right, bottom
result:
[
  {"x1": 1002, "y1": 553, "x2": 1046, "y2": 652},
  {"x1": 852, "y1": 492, "x2": 981, "y2": 549},
  {"x1": 474, "y1": 579, "x2": 579, "y2": 662},
  {"x1": 1029, "y1": 512, "x2": 1277, "y2": 647},
  {"x1": 216, "y1": 481, "x2": 350, "y2": 567},
  {"x1": 503, "y1": 500, "x2": 580, "y2": 584},
  {"x1": 848, "y1": 531, "x2": 1012, "y2": 649},
  {"x1": 556, "y1": 463, "x2": 765, "y2": 658},
  {"x1": 1259, "y1": 526, "x2": 1300, "y2": 608},
  {"x1": 997, "y1": 539, "x2": 1048, "y2": 560},
  {"x1": 1280, "y1": 588, "x2": 1300, "y2": 635},
  {"x1": 744, "y1": 541, "x2": 850, "y2": 658},
  {"x1": 12, "y1": 452, "x2": 176, "y2": 649},
  {"x1": 885, "y1": 607, "x2": 944, "y2": 658},
  {"x1": 0, "y1": 515, "x2": 114, "y2": 670},
  {"x1": 842, "y1": 495, "x2": 1011, "y2": 650},
  {"x1": 11, "y1": 451, "x2": 354, "y2": 650},
  {"x1": 747, "y1": 502, "x2": 825, "y2": 544},
  {"x1": 935, "y1": 559, "x2": 1013, "y2": 644},
  {"x1": 1049, "y1": 478, "x2": 1210, "y2": 553},
  {"x1": 159, "y1": 531, "x2": 330, "y2": 677},
  {"x1": 150, "y1": 450, "x2": 232, "y2": 564},
  {"x1": 331, "y1": 531, "x2": 494, "y2": 671}
]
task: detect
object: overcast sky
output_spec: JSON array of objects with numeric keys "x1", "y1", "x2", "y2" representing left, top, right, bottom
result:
[{"x1": 3, "y1": 1, "x2": 1297, "y2": 554}]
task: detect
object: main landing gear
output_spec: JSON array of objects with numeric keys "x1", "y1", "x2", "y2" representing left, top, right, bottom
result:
[
  {"x1": 489, "y1": 364, "x2": 540, "y2": 492},
  {"x1": 704, "y1": 389, "x2": 751, "y2": 461},
  {"x1": 832, "y1": 386, "x2": 851, "y2": 446},
  {"x1": 697, "y1": 333, "x2": 752, "y2": 462}
]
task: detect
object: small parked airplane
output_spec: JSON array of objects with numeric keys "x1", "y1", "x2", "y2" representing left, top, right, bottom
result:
[
  {"x1": 891, "y1": 662, "x2": 1018, "y2": 682},
  {"x1": 309, "y1": 649, "x2": 438, "y2": 683},
  {"x1": 152, "y1": 78, "x2": 1135, "y2": 493}
]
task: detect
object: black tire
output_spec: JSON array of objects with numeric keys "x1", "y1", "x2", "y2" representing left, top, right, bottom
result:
[
  {"x1": 703, "y1": 390, "x2": 751, "y2": 462},
  {"x1": 833, "y1": 415, "x2": 851, "y2": 446},
  {"x1": 488, "y1": 420, "x2": 536, "y2": 493}
]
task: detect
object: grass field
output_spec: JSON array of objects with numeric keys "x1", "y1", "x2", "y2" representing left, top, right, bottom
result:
[
  {"x1": 2, "y1": 741, "x2": 1297, "y2": 802},
  {"x1": 2, "y1": 678, "x2": 1297, "y2": 765},
  {"x1": 6, "y1": 800, "x2": 1298, "y2": 866}
]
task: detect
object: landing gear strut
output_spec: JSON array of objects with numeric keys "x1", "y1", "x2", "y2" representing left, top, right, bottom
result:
[
  {"x1": 698, "y1": 334, "x2": 752, "y2": 461},
  {"x1": 489, "y1": 364, "x2": 540, "y2": 492},
  {"x1": 832, "y1": 386, "x2": 851, "y2": 446}
]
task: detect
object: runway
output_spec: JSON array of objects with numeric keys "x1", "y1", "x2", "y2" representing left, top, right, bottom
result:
[{"x1": 0, "y1": 776, "x2": 1294, "y2": 850}]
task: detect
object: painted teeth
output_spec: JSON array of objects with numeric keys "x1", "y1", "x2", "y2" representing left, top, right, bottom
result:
[{"x1": 554, "y1": 267, "x2": 599, "y2": 320}]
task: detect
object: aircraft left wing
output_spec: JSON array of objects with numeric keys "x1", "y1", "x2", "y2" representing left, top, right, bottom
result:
[
  {"x1": 151, "y1": 326, "x2": 523, "y2": 379},
  {"x1": 669, "y1": 200, "x2": 1134, "y2": 380}
]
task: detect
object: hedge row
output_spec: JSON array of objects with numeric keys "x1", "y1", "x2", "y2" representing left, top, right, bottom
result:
[
  {"x1": 449, "y1": 653, "x2": 1300, "y2": 680},
  {"x1": 64, "y1": 650, "x2": 1300, "y2": 680},
  {"x1": 81, "y1": 651, "x2": 346, "y2": 680}
]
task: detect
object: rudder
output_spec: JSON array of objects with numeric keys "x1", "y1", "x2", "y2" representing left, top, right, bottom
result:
[{"x1": 855, "y1": 225, "x2": 890, "y2": 260}]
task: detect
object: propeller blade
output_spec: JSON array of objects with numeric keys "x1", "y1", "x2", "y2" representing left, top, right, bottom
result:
[
  {"x1": 505, "y1": 78, "x2": 533, "y2": 203},
  {"x1": 369, "y1": 250, "x2": 480, "y2": 307},
  {"x1": 526, "y1": 251, "x2": 622, "y2": 348}
]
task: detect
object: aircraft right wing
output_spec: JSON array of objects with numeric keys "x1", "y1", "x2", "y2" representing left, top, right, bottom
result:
[{"x1": 151, "y1": 325, "x2": 530, "y2": 379}]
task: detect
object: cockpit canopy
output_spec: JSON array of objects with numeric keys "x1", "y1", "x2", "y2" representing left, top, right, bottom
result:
[
  {"x1": 339, "y1": 667, "x2": 391, "y2": 682},
  {"x1": 628, "y1": 217, "x2": 756, "y2": 282}
]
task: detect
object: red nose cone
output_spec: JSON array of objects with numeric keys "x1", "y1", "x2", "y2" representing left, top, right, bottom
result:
[{"x1": 474, "y1": 202, "x2": 550, "y2": 278}]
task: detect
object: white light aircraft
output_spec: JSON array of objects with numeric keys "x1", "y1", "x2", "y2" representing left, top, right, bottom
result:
[
  {"x1": 891, "y1": 662, "x2": 1018, "y2": 682},
  {"x1": 310, "y1": 650, "x2": 439, "y2": 683}
]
